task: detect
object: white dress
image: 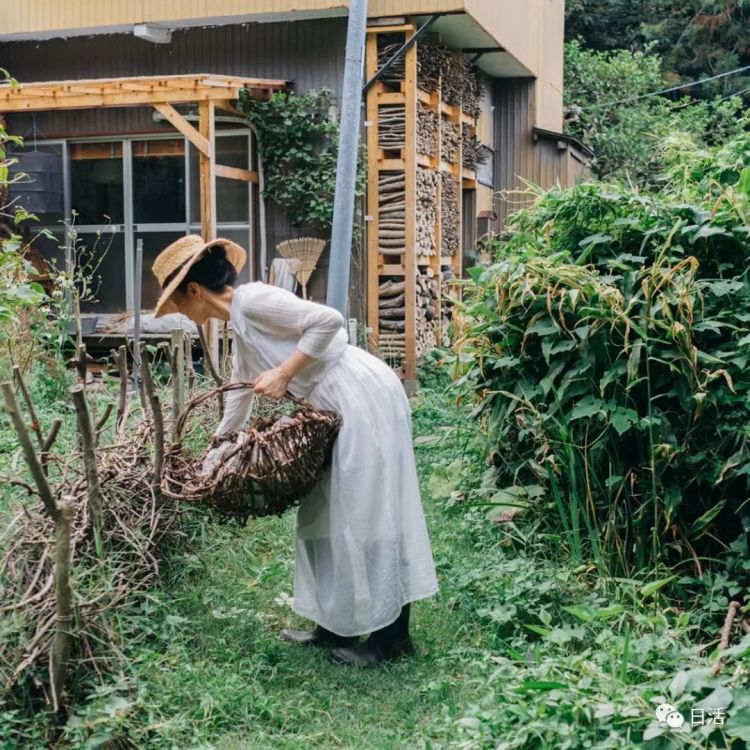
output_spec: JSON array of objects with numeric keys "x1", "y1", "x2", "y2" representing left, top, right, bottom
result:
[{"x1": 214, "y1": 282, "x2": 439, "y2": 636}]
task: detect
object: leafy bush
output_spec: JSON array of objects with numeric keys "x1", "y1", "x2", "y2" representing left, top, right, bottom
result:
[
  {"x1": 450, "y1": 131, "x2": 750, "y2": 576},
  {"x1": 564, "y1": 40, "x2": 748, "y2": 182}
]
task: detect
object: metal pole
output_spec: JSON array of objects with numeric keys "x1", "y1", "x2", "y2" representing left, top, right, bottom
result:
[
  {"x1": 326, "y1": 0, "x2": 368, "y2": 318},
  {"x1": 133, "y1": 238, "x2": 143, "y2": 391}
]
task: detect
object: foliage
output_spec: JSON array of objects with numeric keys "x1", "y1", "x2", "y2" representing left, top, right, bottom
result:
[
  {"x1": 449, "y1": 130, "x2": 750, "y2": 577},
  {"x1": 564, "y1": 40, "x2": 748, "y2": 182},
  {"x1": 566, "y1": 0, "x2": 750, "y2": 101},
  {"x1": 238, "y1": 88, "x2": 365, "y2": 232}
]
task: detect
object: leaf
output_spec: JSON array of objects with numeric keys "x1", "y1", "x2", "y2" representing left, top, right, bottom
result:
[
  {"x1": 570, "y1": 396, "x2": 604, "y2": 420},
  {"x1": 694, "y1": 686, "x2": 732, "y2": 712},
  {"x1": 670, "y1": 671, "x2": 689, "y2": 700},
  {"x1": 514, "y1": 680, "x2": 569, "y2": 692},
  {"x1": 640, "y1": 576, "x2": 677, "y2": 599},
  {"x1": 609, "y1": 407, "x2": 638, "y2": 436},
  {"x1": 687, "y1": 500, "x2": 726, "y2": 537},
  {"x1": 737, "y1": 166, "x2": 750, "y2": 198}
]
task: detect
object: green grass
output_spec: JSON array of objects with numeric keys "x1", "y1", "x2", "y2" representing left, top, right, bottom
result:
[{"x1": 3, "y1": 368, "x2": 750, "y2": 749}]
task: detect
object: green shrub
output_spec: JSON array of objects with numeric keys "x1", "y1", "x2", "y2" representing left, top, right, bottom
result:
[{"x1": 450, "y1": 132, "x2": 750, "y2": 576}]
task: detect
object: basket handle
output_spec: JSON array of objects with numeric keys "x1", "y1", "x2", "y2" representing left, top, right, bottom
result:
[{"x1": 173, "y1": 381, "x2": 307, "y2": 444}]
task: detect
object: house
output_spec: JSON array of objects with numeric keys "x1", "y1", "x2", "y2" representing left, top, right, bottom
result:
[{"x1": 0, "y1": 1, "x2": 587, "y2": 379}]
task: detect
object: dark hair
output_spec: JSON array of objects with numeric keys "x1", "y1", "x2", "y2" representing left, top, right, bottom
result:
[{"x1": 165, "y1": 244, "x2": 238, "y2": 293}]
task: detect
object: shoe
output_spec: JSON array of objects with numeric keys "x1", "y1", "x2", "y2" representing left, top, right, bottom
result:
[
  {"x1": 329, "y1": 603, "x2": 414, "y2": 667},
  {"x1": 280, "y1": 623, "x2": 359, "y2": 648}
]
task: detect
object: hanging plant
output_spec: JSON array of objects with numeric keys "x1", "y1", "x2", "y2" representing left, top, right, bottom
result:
[{"x1": 238, "y1": 88, "x2": 365, "y2": 232}]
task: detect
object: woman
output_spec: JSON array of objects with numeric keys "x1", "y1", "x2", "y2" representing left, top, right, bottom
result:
[{"x1": 152, "y1": 235, "x2": 439, "y2": 667}]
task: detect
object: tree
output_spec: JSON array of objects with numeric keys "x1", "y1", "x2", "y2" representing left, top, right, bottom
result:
[{"x1": 564, "y1": 40, "x2": 746, "y2": 182}]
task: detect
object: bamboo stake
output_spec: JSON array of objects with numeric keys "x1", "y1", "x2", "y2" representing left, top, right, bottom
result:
[
  {"x1": 114, "y1": 346, "x2": 128, "y2": 433},
  {"x1": 170, "y1": 330, "x2": 186, "y2": 424},
  {"x1": 1, "y1": 382, "x2": 58, "y2": 520},
  {"x1": 139, "y1": 343, "x2": 165, "y2": 484},
  {"x1": 70, "y1": 384, "x2": 103, "y2": 541},
  {"x1": 12, "y1": 365, "x2": 43, "y2": 447},
  {"x1": 49, "y1": 499, "x2": 73, "y2": 713}
]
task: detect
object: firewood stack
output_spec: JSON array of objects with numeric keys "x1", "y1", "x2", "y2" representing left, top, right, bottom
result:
[
  {"x1": 440, "y1": 265, "x2": 456, "y2": 348},
  {"x1": 461, "y1": 61, "x2": 483, "y2": 118},
  {"x1": 441, "y1": 173, "x2": 459, "y2": 255},
  {"x1": 417, "y1": 103, "x2": 438, "y2": 157},
  {"x1": 378, "y1": 106, "x2": 405, "y2": 150},
  {"x1": 417, "y1": 168, "x2": 439, "y2": 257},
  {"x1": 378, "y1": 171, "x2": 406, "y2": 255},
  {"x1": 462, "y1": 126, "x2": 492, "y2": 170},
  {"x1": 416, "y1": 37, "x2": 447, "y2": 92},
  {"x1": 416, "y1": 267, "x2": 439, "y2": 357},
  {"x1": 376, "y1": 34, "x2": 406, "y2": 83},
  {"x1": 441, "y1": 117, "x2": 461, "y2": 163}
]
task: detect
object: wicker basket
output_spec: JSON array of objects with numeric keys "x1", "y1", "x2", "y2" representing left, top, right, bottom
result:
[{"x1": 162, "y1": 382, "x2": 342, "y2": 524}]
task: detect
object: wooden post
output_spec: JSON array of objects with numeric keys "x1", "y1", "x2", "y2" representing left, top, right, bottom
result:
[
  {"x1": 365, "y1": 31, "x2": 381, "y2": 352},
  {"x1": 75, "y1": 344, "x2": 88, "y2": 385},
  {"x1": 1, "y1": 382, "x2": 58, "y2": 519},
  {"x1": 49, "y1": 499, "x2": 73, "y2": 713},
  {"x1": 139, "y1": 343, "x2": 165, "y2": 483},
  {"x1": 198, "y1": 100, "x2": 219, "y2": 370},
  {"x1": 170, "y1": 329, "x2": 185, "y2": 428},
  {"x1": 114, "y1": 345, "x2": 128, "y2": 433},
  {"x1": 403, "y1": 41, "x2": 418, "y2": 392},
  {"x1": 197, "y1": 323, "x2": 224, "y2": 417},
  {"x1": 133, "y1": 240, "x2": 146, "y2": 409},
  {"x1": 184, "y1": 331, "x2": 195, "y2": 391},
  {"x1": 69, "y1": 384, "x2": 103, "y2": 544}
]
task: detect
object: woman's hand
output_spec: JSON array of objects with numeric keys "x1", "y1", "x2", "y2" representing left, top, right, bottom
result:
[{"x1": 253, "y1": 367, "x2": 291, "y2": 400}]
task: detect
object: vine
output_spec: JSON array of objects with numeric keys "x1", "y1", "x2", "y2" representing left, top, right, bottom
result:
[{"x1": 238, "y1": 88, "x2": 365, "y2": 232}]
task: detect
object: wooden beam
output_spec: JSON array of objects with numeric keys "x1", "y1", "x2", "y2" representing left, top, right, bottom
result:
[
  {"x1": 365, "y1": 33, "x2": 381, "y2": 352},
  {"x1": 215, "y1": 164, "x2": 258, "y2": 182},
  {"x1": 153, "y1": 102, "x2": 210, "y2": 156},
  {"x1": 404, "y1": 42, "x2": 418, "y2": 386},
  {"x1": 199, "y1": 100, "x2": 219, "y2": 366}
]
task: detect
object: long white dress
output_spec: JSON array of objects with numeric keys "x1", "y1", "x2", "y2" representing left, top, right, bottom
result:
[{"x1": 214, "y1": 282, "x2": 439, "y2": 636}]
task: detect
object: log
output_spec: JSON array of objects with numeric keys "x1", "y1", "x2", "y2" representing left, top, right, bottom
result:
[
  {"x1": 380, "y1": 306, "x2": 406, "y2": 319},
  {"x1": 379, "y1": 280, "x2": 407, "y2": 297},
  {"x1": 379, "y1": 293, "x2": 406, "y2": 309},
  {"x1": 70, "y1": 384, "x2": 103, "y2": 541},
  {"x1": 379, "y1": 319, "x2": 406, "y2": 332},
  {"x1": 139, "y1": 343, "x2": 165, "y2": 484},
  {"x1": 1, "y1": 381, "x2": 58, "y2": 520},
  {"x1": 114, "y1": 345, "x2": 128, "y2": 433},
  {"x1": 49, "y1": 500, "x2": 73, "y2": 713},
  {"x1": 12, "y1": 366, "x2": 43, "y2": 447}
]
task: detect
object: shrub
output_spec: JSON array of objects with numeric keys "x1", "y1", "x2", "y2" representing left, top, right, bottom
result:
[{"x1": 450, "y1": 132, "x2": 750, "y2": 576}]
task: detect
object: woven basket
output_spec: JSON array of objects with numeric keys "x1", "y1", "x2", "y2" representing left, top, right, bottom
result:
[{"x1": 162, "y1": 382, "x2": 342, "y2": 524}]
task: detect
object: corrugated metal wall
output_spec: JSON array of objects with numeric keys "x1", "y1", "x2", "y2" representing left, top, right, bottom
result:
[
  {"x1": 3, "y1": 19, "x2": 347, "y2": 137},
  {"x1": 493, "y1": 77, "x2": 586, "y2": 229}
]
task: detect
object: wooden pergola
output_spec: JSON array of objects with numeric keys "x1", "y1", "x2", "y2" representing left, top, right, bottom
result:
[{"x1": 0, "y1": 73, "x2": 288, "y2": 359}]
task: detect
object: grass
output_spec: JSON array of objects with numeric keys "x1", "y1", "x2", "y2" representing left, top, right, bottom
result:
[{"x1": 2, "y1": 365, "x2": 750, "y2": 749}]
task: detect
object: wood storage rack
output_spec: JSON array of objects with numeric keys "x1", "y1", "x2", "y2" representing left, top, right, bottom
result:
[{"x1": 365, "y1": 23, "x2": 479, "y2": 386}]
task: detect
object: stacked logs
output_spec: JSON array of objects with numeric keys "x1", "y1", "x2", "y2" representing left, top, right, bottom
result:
[
  {"x1": 417, "y1": 167, "x2": 439, "y2": 257},
  {"x1": 441, "y1": 117, "x2": 461, "y2": 162},
  {"x1": 440, "y1": 265, "x2": 456, "y2": 348},
  {"x1": 462, "y1": 126, "x2": 492, "y2": 170},
  {"x1": 417, "y1": 37, "x2": 447, "y2": 92},
  {"x1": 378, "y1": 278, "x2": 406, "y2": 361},
  {"x1": 416, "y1": 268, "x2": 439, "y2": 357},
  {"x1": 461, "y1": 61, "x2": 483, "y2": 118},
  {"x1": 378, "y1": 171, "x2": 405, "y2": 255},
  {"x1": 376, "y1": 33, "x2": 406, "y2": 83},
  {"x1": 441, "y1": 173, "x2": 459, "y2": 255},
  {"x1": 378, "y1": 106, "x2": 405, "y2": 151},
  {"x1": 417, "y1": 103, "x2": 438, "y2": 157}
]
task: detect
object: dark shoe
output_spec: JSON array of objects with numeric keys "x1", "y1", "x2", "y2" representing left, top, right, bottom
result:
[
  {"x1": 280, "y1": 624, "x2": 359, "y2": 648},
  {"x1": 329, "y1": 635, "x2": 414, "y2": 666},
  {"x1": 329, "y1": 603, "x2": 414, "y2": 667}
]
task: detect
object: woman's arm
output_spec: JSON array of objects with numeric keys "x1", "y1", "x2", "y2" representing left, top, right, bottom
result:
[{"x1": 237, "y1": 284, "x2": 345, "y2": 400}]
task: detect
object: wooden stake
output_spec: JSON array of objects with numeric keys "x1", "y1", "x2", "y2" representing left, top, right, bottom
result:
[
  {"x1": 49, "y1": 499, "x2": 73, "y2": 713},
  {"x1": 170, "y1": 330, "x2": 186, "y2": 424},
  {"x1": 114, "y1": 346, "x2": 128, "y2": 432},
  {"x1": 139, "y1": 343, "x2": 165, "y2": 484},
  {"x1": 70, "y1": 384, "x2": 103, "y2": 538},
  {"x1": 1, "y1": 381, "x2": 58, "y2": 520},
  {"x1": 12, "y1": 365, "x2": 43, "y2": 447},
  {"x1": 711, "y1": 600, "x2": 741, "y2": 676}
]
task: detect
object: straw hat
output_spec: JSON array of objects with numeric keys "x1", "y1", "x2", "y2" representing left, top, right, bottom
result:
[{"x1": 152, "y1": 235, "x2": 246, "y2": 318}]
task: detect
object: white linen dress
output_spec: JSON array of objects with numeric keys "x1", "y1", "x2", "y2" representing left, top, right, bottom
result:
[{"x1": 214, "y1": 282, "x2": 439, "y2": 636}]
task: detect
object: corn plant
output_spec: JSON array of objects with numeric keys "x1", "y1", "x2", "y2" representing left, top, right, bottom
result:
[{"x1": 450, "y1": 131, "x2": 750, "y2": 577}]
